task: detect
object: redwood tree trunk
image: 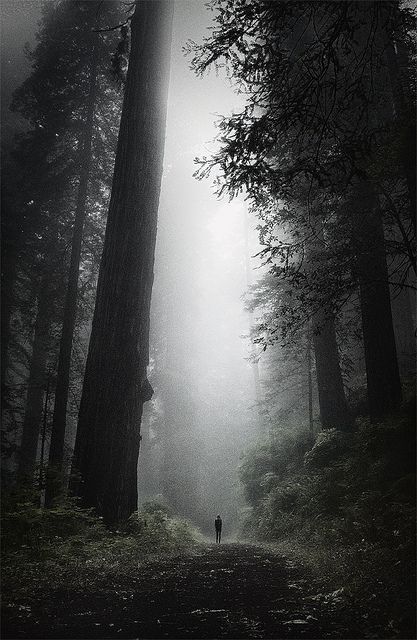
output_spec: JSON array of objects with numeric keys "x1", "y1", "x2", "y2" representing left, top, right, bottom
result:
[
  {"x1": 355, "y1": 184, "x2": 402, "y2": 420},
  {"x1": 18, "y1": 279, "x2": 52, "y2": 479},
  {"x1": 73, "y1": 1, "x2": 173, "y2": 526},
  {"x1": 312, "y1": 310, "x2": 352, "y2": 431},
  {"x1": 45, "y1": 43, "x2": 98, "y2": 505},
  {"x1": 306, "y1": 222, "x2": 352, "y2": 431},
  {"x1": 385, "y1": 40, "x2": 416, "y2": 234}
]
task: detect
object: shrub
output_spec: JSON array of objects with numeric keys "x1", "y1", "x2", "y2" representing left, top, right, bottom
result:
[
  {"x1": 239, "y1": 399, "x2": 416, "y2": 549},
  {"x1": 2, "y1": 493, "x2": 105, "y2": 552}
]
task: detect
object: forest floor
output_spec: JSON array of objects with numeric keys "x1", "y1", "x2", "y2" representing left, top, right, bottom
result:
[{"x1": 1, "y1": 541, "x2": 395, "y2": 640}]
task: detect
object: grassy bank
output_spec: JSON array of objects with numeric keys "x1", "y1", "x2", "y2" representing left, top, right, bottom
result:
[
  {"x1": 262, "y1": 538, "x2": 415, "y2": 639},
  {"x1": 2, "y1": 497, "x2": 202, "y2": 629}
]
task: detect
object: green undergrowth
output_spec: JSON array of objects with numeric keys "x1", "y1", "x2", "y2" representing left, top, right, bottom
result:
[
  {"x1": 265, "y1": 538, "x2": 415, "y2": 639},
  {"x1": 2, "y1": 497, "x2": 202, "y2": 609},
  {"x1": 238, "y1": 390, "x2": 416, "y2": 637}
]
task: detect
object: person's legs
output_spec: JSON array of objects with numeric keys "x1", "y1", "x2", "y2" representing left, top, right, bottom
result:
[
  {"x1": 216, "y1": 530, "x2": 219, "y2": 543},
  {"x1": 219, "y1": 530, "x2": 221, "y2": 544}
]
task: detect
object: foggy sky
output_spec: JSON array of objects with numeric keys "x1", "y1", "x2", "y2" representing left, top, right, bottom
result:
[
  {"x1": 1, "y1": 0, "x2": 263, "y2": 534},
  {"x1": 143, "y1": 0, "x2": 263, "y2": 532}
]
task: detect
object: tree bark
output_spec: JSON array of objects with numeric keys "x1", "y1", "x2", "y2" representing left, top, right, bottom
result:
[
  {"x1": 385, "y1": 40, "x2": 416, "y2": 234},
  {"x1": 354, "y1": 183, "x2": 402, "y2": 420},
  {"x1": 45, "y1": 43, "x2": 98, "y2": 506},
  {"x1": 312, "y1": 310, "x2": 352, "y2": 431},
  {"x1": 391, "y1": 285, "x2": 416, "y2": 376},
  {"x1": 306, "y1": 221, "x2": 352, "y2": 431},
  {"x1": 18, "y1": 279, "x2": 52, "y2": 479},
  {"x1": 73, "y1": 1, "x2": 173, "y2": 526},
  {"x1": 306, "y1": 330, "x2": 314, "y2": 436},
  {"x1": 1, "y1": 246, "x2": 18, "y2": 399}
]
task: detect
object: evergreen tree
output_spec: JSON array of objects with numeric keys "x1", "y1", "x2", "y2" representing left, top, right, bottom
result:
[
  {"x1": 188, "y1": 0, "x2": 414, "y2": 420},
  {"x1": 2, "y1": 0, "x2": 123, "y2": 485}
]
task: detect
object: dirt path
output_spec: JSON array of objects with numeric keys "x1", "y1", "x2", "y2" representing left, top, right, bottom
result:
[{"x1": 4, "y1": 543, "x2": 360, "y2": 639}]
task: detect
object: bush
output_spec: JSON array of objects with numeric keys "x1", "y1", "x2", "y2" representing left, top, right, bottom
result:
[
  {"x1": 239, "y1": 401, "x2": 416, "y2": 549},
  {"x1": 304, "y1": 429, "x2": 351, "y2": 468},
  {"x1": 2, "y1": 493, "x2": 202, "y2": 562},
  {"x1": 2, "y1": 496, "x2": 203, "y2": 617},
  {"x1": 2, "y1": 494, "x2": 105, "y2": 552},
  {"x1": 123, "y1": 501, "x2": 201, "y2": 552}
]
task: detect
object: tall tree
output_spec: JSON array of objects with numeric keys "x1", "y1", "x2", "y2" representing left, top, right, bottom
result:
[
  {"x1": 73, "y1": 0, "x2": 174, "y2": 525},
  {"x1": 188, "y1": 0, "x2": 412, "y2": 421},
  {"x1": 4, "y1": 0, "x2": 123, "y2": 486},
  {"x1": 352, "y1": 183, "x2": 402, "y2": 419},
  {"x1": 17, "y1": 274, "x2": 54, "y2": 479},
  {"x1": 312, "y1": 312, "x2": 351, "y2": 430},
  {"x1": 46, "y1": 34, "x2": 99, "y2": 504}
]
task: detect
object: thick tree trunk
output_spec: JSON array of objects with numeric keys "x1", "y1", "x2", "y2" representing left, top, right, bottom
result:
[
  {"x1": 354, "y1": 183, "x2": 402, "y2": 420},
  {"x1": 45, "y1": 44, "x2": 98, "y2": 506},
  {"x1": 385, "y1": 40, "x2": 416, "y2": 234},
  {"x1": 312, "y1": 310, "x2": 352, "y2": 431},
  {"x1": 18, "y1": 279, "x2": 52, "y2": 479},
  {"x1": 306, "y1": 221, "x2": 352, "y2": 431},
  {"x1": 73, "y1": 1, "x2": 173, "y2": 526}
]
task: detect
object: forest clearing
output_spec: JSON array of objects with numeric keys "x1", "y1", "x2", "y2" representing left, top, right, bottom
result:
[{"x1": 1, "y1": 0, "x2": 415, "y2": 638}]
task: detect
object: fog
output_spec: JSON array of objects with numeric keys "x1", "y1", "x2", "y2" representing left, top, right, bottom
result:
[
  {"x1": 2, "y1": 3, "x2": 415, "y2": 636},
  {"x1": 2, "y1": 0, "x2": 265, "y2": 534},
  {"x1": 137, "y1": 1, "x2": 263, "y2": 535}
]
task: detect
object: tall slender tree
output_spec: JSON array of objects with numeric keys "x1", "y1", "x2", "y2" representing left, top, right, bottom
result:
[
  {"x1": 18, "y1": 275, "x2": 53, "y2": 479},
  {"x1": 46, "y1": 36, "x2": 99, "y2": 504},
  {"x1": 4, "y1": 0, "x2": 123, "y2": 488}
]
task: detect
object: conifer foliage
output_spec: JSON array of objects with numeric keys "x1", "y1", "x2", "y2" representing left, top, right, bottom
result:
[{"x1": 188, "y1": 0, "x2": 415, "y2": 423}]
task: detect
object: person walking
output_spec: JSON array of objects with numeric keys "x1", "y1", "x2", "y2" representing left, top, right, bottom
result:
[{"x1": 215, "y1": 514, "x2": 222, "y2": 543}]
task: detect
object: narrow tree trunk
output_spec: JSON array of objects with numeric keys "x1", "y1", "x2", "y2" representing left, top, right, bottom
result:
[
  {"x1": 312, "y1": 310, "x2": 352, "y2": 431},
  {"x1": 73, "y1": 1, "x2": 173, "y2": 526},
  {"x1": 354, "y1": 183, "x2": 402, "y2": 420},
  {"x1": 306, "y1": 331, "x2": 314, "y2": 436},
  {"x1": 18, "y1": 280, "x2": 52, "y2": 479},
  {"x1": 39, "y1": 370, "x2": 51, "y2": 497},
  {"x1": 243, "y1": 206, "x2": 264, "y2": 420},
  {"x1": 391, "y1": 285, "x2": 416, "y2": 376},
  {"x1": 1, "y1": 247, "x2": 18, "y2": 398},
  {"x1": 45, "y1": 44, "x2": 98, "y2": 505}
]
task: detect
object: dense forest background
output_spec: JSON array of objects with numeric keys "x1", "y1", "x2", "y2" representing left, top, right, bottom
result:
[{"x1": 1, "y1": 1, "x2": 416, "y2": 638}]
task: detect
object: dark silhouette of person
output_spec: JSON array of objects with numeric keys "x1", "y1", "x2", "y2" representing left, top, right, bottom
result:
[{"x1": 215, "y1": 514, "x2": 222, "y2": 543}]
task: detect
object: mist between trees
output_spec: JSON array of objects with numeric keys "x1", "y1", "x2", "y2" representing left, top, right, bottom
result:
[{"x1": 1, "y1": 1, "x2": 416, "y2": 638}]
